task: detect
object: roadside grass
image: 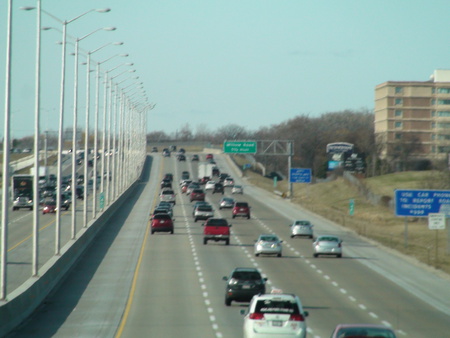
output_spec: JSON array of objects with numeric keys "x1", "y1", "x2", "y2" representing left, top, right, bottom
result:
[{"x1": 233, "y1": 155, "x2": 450, "y2": 275}]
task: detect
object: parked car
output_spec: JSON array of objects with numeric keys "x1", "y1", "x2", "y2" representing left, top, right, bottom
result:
[
  {"x1": 213, "y1": 182, "x2": 224, "y2": 194},
  {"x1": 240, "y1": 293, "x2": 309, "y2": 338},
  {"x1": 232, "y1": 201, "x2": 251, "y2": 219},
  {"x1": 202, "y1": 218, "x2": 231, "y2": 245},
  {"x1": 330, "y1": 324, "x2": 397, "y2": 338},
  {"x1": 223, "y1": 267, "x2": 267, "y2": 306},
  {"x1": 205, "y1": 180, "x2": 216, "y2": 191},
  {"x1": 231, "y1": 185, "x2": 243, "y2": 194},
  {"x1": 150, "y1": 213, "x2": 174, "y2": 234},
  {"x1": 313, "y1": 235, "x2": 342, "y2": 258},
  {"x1": 190, "y1": 189, "x2": 205, "y2": 202},
  {"x1": 12, "y1": 196, "x2": 33, "y2": 211},
  {"x1": 194, "y1": 204, "x2": 214, "y2": 222},
  {"x1": 151, "y1": 146, "x2": 158, "y2": 152},
  {"x1": 254, "y1": 234, "x2": 283, "y2": 257},
  {"x1": 219, "y1": 197, "x2": 235, "y2": 209},
  {"x1": 223, "y1": 177, "x2": 234, "y2": 187},
  {"x1": 42, "y1": 200, "x2": 57, "y2": 214},
  {"x1": 160, "y1": 189, "x2": 176, "y2": 205},
  {"x1": 290, "y1": 220, "x2": 314, "y2": 238},
  {"x1": 191, "y1": 154, "x2": 199, "y2": 161}
]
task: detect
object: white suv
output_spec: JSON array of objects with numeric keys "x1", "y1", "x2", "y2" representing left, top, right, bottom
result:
[
  {"x1": 159, "y1": 189, "x2": 176, "y2": 205},
  {"x1": 241, "y1": 293, "x2": 309, "y2": 338}
]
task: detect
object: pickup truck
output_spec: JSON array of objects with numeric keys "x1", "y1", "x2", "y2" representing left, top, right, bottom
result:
[{"x1": 202, "y1": 218, "x2": 232, "y2": 245}]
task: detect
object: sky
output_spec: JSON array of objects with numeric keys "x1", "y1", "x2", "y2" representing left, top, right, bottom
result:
[{"x1": 2, "y1": 0, "x2": 450, "y2": 139}]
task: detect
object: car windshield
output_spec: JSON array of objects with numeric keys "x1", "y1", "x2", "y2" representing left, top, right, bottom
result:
[
  {"x1": 232, "y1": 271, "x2": 261, "y2": 280},
  {"x1": 222, "y1": 198, "x2": 233, "y2": 203},
  {"x1": 336, "y1": 327, "x2": 396, "y2": 338},
  {"x1": 254, "y1": 299, "x2": 299, "y2": 314},
  {"x1": 161, "y1": 190, "x2": 174, "y2": 195},
  {"x1": 154, "y1": 214, "x2": 171, "y2": 220},
  {"x1": 206, "y1": 219, "x2": 228, "y2": 226},
  {"x1": 198, "y1": 206, "x2": 212, "y2": 211},
  {"x1": 236, "y1": 203, "x2": 248, "y2": 207},
  {"x1": 260, "y1": 236, "x2": 278, "y2": 242},
  {"x1": 319, "y1": 236, "x2": 339, "y2": 242},
  {"x1": 295, "y1": 220, "x2": 311, "y2": 225}
]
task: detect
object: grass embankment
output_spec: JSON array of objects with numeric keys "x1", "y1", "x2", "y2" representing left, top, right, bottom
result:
[{"x1": 233, "y1": 155, "x2": 450, "y2": 275}]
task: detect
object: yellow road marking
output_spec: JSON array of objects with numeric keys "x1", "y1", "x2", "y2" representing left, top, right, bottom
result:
[{"x1": 115, "y1": 156, "x2": 164, "y2": 337}]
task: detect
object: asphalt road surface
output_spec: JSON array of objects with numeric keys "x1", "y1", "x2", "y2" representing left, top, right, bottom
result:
[{"x1": 8, "y1": 152, "x2": 450, "y2": 338}]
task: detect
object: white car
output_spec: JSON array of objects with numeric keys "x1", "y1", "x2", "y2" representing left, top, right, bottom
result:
[
  {"x1": 313, "y1": 235, "x2": 342, "y2": 258},
  {"x1": 205, "y1": 180, "x2": 216, "y2": 191},
  {"x1": 159, "y1": 189, "x2": 176, "y2": 205},
  {"x1": 290, "y1": 220, "x2": 314, "y2": 238},
  {"x1": 241, "y1": 293, "x2": 309, "y2": 338},
  {"x1": 223, "y1": 177, "x2": 234, "y2": 187},
  {"x1": 254, "y1": 234, "x2": 282, "y2": 257},
  {"x1": 194, "y1": 204, "x2": 214, "y2": 222},
  {"x1": 231, "y1": 185, "x2": 243, "y2": 194}
]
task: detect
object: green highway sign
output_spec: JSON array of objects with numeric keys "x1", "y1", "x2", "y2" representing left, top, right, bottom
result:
[{"x1": 223, "y1": 140, "x2": 257, "y2": 154}]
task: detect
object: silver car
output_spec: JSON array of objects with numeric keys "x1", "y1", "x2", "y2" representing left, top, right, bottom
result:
[
  {"x1": 254, "y1": 234, "x2": 283, "y2": 257},
  {"x1": 290, "y1": 220, "x2": 313, "y2": 239},
  {"x1": 12, "y1": 196, "x2": 33, "y2": 211},
  {"x1": 231, "y1": 185, "x2": 243, "y2": 194},
  {"x1": 313, "y1": 235, "x2": 342, "y2": 258},
  {"x1": 219, "y1": 197, "x2": 235, "y2": 209}
]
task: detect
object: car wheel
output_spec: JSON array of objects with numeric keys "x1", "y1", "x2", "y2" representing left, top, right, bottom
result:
[
  {"x1": 313, "y1": 253, "x2": 318, "y2": 258},
  {"x1": 232, "y1": 215, "x2": 235, "y2": 219},
  {"x1": 277, "y1": 253, "x2": 282, "y2": 257},
  {"x1": 203, "y1": 238, "x2": 207, "y2": 245},
  {"x1": 170, "y1": 230, "x2": 174, "y2": 234},
  {"x1": 219, "y1": 207, "x2": 222, "y2": 210},
  {"x1": 290, "y1": 235, "x2": 295, "y2": 238},
  {"x1": 30, "y1": 207, "x2": 33, "y2": 211},
  {"x1": 337, "y1": 254, "x2": 342, "y2": 258},
  {"x1": 12, "y1": 207, "x2": 16, "y2": 211},
  {"x1": 225, "y1": 239, "x2": 230, "y2": 245},
  {"x1": 247, "y1": 215, "x2": 250, "y2": 219},
  {"x1": 194, "y1": 218, "x2": 197, "y2": 222},
  {"x1": 225, "y1": 298, "x2": 232, "y2": 306},
  {"x1": 255, "y1": 253, "x2": 259, "y2": 257}
]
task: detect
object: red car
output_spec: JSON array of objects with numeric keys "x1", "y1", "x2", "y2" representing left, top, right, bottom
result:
[
  {"x1": 151, "y1": 213, "x2": 174, "y2": 234},
  {"x1": 232, "y1": 202, "x2": 250, "y2": 219},
  {"x1": 203, "y1": 218, "x2": 232, "y2": 245},
  {"x1": 42, "y1": 200, "x2": 57, "y2": 214},
  {"x1": 190, "y1": 189, "x2": 205, "y2": 202}
]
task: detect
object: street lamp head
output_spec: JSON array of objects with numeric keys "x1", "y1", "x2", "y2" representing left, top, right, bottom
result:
[
  {"x1": 113, "y1": 42, "x2": 124, "y2": 46},
  {"x1": 95, "y1": 8, "x2": 111, "y2": 13},
  {"x1": 103, "y1": 27, "x2": 117, "y2": 31},
  {"x1": 120, "y1": 54, "x2": 129, "y2": 57},
  {"x1": 19, "y1": 6, "x2": 36, "y2": 11}
]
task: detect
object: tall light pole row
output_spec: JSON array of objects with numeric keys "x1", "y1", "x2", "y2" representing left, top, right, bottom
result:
[{"x1": 1, "y1": 3, "x2": 150, "y2": 300}]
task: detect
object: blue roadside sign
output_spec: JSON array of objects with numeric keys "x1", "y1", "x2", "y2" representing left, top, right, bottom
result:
[
  {"x1": 395, "y1": 189, "x2": 450, "y2": 217},
  {"x1": 289, "y1": 168, "x2": 312, "y2": 183}
]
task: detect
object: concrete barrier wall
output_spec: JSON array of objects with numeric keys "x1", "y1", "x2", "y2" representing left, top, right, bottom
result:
[{"x1": 0, "y1": 166, "x2": 142, "y2": 336}]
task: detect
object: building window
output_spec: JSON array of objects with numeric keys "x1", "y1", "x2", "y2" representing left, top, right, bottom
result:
[
  {"x1": 438, "y1": 111, "x2": 450, "y2": 117},
  {"x1": 395, "y1": 86, "x2": 403, "y2": 94},
  {"x1": 395, "y1": 98, "x2": 403, "y2": 105},
  {"x1": 431, "y1": 122, "x2": 436, "y2": 128},
  {"x1": 432, "y1": 111, "x2": 436, "y2": 117},
  {"x1": 394, "y1": 110, "x2": 402, "y2": 117},
  {"x1": 431, "y1": 134, "x2": 436, "y2": 140},
  {"x1": 438, "y1": 99, "x2": 450, "y2": 105},
  {"x1": 394, "y1": 121, "x2": 402, "y2": 128},
  {"x1": 438, "y1": 146, "x2": 450, "y2": 153},
  {"x1": 437, "y1": 122, "x2": 450, "y2": 129},
  {"x1": 395, "y1": 133, "x2": 402, "y2": 140},
  {"x1": 437, "y1": 88, "x2": 450, "y2": 94},
  {"x1": 437, "y1": 134, "x2": 450, "y2": 140}
]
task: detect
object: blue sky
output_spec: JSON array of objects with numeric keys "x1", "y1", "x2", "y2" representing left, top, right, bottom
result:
[{"x1": 1, "y1": 0, "x2": 450, "y2": 138}]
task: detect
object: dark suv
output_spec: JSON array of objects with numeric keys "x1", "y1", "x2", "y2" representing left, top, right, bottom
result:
[
  {"x1": 212, "y1": 182, "x2": 224, "y2": 194},
  {"x1": 222, "y1": 268, "x2": 267, "y2": 306},
  {"x1": 232, "y1": 202, "x2": 250, "y2": 219}
]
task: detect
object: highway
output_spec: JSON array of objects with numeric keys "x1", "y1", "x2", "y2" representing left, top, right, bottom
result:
[{"x1": 8, "y1": 152, "x2": 450, "y2": 337}]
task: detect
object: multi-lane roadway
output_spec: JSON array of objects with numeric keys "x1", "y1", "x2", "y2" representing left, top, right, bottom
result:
[{"x1": 8, "y1": 152, "x2": 450, "y2": 337}]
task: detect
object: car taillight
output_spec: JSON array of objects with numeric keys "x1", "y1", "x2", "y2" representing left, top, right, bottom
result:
[
  {"x1": 289, "y1": 314, "x2": 304, "y2": 321},
  {"x1": 249, "y1": 313, "x2": 264, "y2": 320}
]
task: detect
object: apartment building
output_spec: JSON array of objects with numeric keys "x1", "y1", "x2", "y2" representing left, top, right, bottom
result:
[{"x1": 375, "y1": 69, "x2": 450, "y2": 165}]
